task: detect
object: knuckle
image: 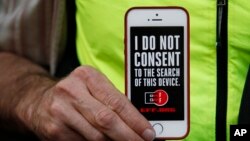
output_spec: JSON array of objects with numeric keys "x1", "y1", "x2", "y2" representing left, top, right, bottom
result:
[
  {"x1": 72, "y1": 66, "x2": 97, "y2": 80},
  {"x1": 95, "y1": 108, "x2": 116, "y2": 129},
  {"x1": 53, "y1": 81, "x2": 68, "y2": 94},
  {"x1": 43, "y1": 123, "x2": 60, "y2": 139},
  {"x1": 106, "y1": 95, "x2": 126, "y2": 113},
  {"x1": 48, "y1": 101, "x2": 64, "y2": 118}
]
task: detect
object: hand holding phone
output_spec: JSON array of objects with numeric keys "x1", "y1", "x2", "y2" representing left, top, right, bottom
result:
[{"x1": 125, "y1": 7, "x2": 190, "y2": 140}]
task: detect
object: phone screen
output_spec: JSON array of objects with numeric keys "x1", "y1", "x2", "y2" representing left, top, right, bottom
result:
[{"x1": 129, "y1": 26, "x2": 184, "y2": 121}]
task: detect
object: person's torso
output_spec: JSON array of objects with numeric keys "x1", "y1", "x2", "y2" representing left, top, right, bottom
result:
[{"x1": 76, "y1": 0, "x2": 250, "y2": 140}]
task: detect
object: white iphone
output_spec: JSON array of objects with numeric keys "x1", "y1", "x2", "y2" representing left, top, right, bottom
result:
[{"x1": 125, "y1": 7, "x2": 190, "y2": 140}]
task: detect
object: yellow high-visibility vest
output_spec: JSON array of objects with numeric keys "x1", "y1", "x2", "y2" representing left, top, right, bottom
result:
[{"x1": 76, "y1": 0, "x2": 250, "y2": 140}]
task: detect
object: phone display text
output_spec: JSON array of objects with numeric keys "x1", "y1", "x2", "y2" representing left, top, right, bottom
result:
[{"x1": 129, "y1": 26, "x2": 184, "y2": 120}]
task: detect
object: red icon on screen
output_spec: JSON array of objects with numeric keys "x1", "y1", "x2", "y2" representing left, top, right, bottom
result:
[{"x1": 145, "y1": 89, "x2": 169, "y2": 106}]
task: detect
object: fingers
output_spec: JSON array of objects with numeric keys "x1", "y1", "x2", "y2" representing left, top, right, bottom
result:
[
  {"x1": 74, "y1": 90, "x2": 144, "y2": 141},
  {"x1": 26, "y1": 65, "x2": 155, "y2": 141},
  {"x1": 65, "y1": 110, "x2": 107, "y2": 141},
  {"x1": 60, "y1": 103, "x2": 107, "y2": 141},
  {"x1": 57, "y1": 75, "x2": 144, "y2": 140},
  {"x1": 70, "y1": 66, "x2": 155, "y2": 141},
  {"x1": 50, "y1": 84, "x2": 108, "y2": 141},
  {"x1": 50, "y1": 66, "x2": 155, "y2": 140},
  {"x1": 40, "y1": 120, "x2": 87, "y2": 141},
  {"x1": 56, "y1": 67, "x2": 144, "y2": 140}
]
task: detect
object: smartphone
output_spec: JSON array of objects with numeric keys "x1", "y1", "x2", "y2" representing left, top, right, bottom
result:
[{"x1": 125, "y1": 7, "x2": 190, "y2": 139}]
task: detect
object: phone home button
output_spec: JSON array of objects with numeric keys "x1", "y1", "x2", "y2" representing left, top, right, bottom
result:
[{"x1": 153, "y1": 123, "x2": 164, "y2": 135}]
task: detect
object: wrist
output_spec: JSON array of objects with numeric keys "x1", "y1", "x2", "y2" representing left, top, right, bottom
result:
[{"x1": 14, "y1": 73, "x2": 57, "y2": 133}]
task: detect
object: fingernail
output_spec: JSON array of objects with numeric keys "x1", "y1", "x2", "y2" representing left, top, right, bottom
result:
[{"x1": 142, "y1": 128, "x2": 156, "y2": 141}]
